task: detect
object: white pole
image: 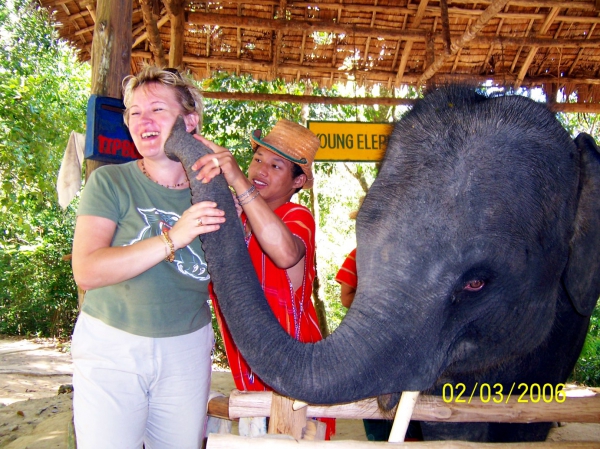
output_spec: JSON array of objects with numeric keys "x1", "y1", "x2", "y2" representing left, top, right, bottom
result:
[{"x1": 388, "y1": 391, "x2": 420, "y2": 443}]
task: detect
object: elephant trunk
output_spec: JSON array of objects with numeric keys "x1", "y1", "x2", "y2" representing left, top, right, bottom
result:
[{"x1": 163, "y1": 118, "x2": 428, "y2": 404}]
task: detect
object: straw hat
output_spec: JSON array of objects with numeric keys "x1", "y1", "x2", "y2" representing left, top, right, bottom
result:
[{"x1": 250, "y1": 119, "x2": 320, "y2": 189}]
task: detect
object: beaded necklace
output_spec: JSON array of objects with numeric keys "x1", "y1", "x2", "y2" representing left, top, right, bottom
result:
[{"x1": 141, "y1": 159, "x2": 189, "y2": 189}]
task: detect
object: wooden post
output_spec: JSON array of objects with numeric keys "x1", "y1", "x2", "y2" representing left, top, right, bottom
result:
[
  {"x1": 388, "y1": 390, "x2": 419, "y2": 443},
  {"x1": 78, "y1": 0, "x2": 133, "y2": 307},
  {"x1": 87, "y1": 0, "x2": 133, "y2": 181},
  {"x1": 267, "y1": 393, "x2": 307, "y2": 440}
]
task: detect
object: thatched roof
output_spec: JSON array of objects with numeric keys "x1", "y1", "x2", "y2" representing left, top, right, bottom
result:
[{"x1": 40, "y1": 0, "x2": 600, "y2": 111}]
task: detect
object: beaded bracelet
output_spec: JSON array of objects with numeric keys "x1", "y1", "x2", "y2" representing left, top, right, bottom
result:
[
  {"x1": 236, "y1": 185, "x2": 256, "y2": 201},
  {"x1": 161, "y1": 229, "x2": 175, "y2": 263},
  {"x1": 239, "y1": 190, "x2": 260, "y2": 206}
]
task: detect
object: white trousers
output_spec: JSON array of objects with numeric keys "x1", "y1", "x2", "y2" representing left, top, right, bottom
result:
[{"x1": 72, "y1": 312, "x2": 213, "y2": 449}]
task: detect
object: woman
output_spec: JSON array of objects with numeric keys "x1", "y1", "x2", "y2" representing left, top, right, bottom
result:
[{"x1": 71, "y1": 66, "x2": 224, "y2": 448}]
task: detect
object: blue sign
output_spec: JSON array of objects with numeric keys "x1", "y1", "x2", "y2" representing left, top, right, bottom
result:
[{"x1": 85, "y1": 95, "x2": 141, "y2": 163}]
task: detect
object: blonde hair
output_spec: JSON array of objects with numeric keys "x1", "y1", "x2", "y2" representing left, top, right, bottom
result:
[{"x1": 122, "y1": 66, "x2": 204, "y2": 133}]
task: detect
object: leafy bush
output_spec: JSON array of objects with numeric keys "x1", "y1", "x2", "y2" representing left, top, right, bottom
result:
[
  {"x1": 0, "y1": 0, "x2": 88, "y2": 338},
  {"x1": 0, "y1": 206, "x2": 79, "y2": 337},
  {"x1": 571, "y1": 305, "x2": 600, "y2": 386}
]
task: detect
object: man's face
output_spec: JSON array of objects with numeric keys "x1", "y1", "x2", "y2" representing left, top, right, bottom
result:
[{"x1": 247, "y1": 147, "x2": 305, "y2": 207}]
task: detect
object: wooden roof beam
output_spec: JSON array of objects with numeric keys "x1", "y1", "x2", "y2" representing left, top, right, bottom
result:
[
  {"x1": 291, "y1": 1, "x2": 595, "y2": 14},
  {"x1": 199, "y1": 90, "x2": 600, "y2": 113},
  {"x1": 448, "y1": 0, "x2": 592, "y2": 8},
  {"x1": 236, "y1": 3, "x2": 242, "y2": 59},
  {"x1": 396, "y1": 0, "x2": 428, "y2": 85},
  {"x1": 423, "y1": 6, "x2": 600, "y2": 24},
  {"x1": 140, "y1": 0, "x2": 167, "y2": 66},
  {"x1": 163, "y1": 0, "x2": 185, "y2": 69},
  {"x1": 418, "y1": 0, "x2": 510, "y2": 86},
  {"x1": 515, "y1": 6, "x2": 560, "y2": 90},
  {"x1": 132, "y1": 50, "x2": 600, "y2": 85},
  {"x1": 185, "y1": 12, "x2": 600, "y2": 48},
  {"x1": 132, "y1": 13, "x2": 169, "y2": 48},
  {"x1": 568, "y1": 23, "x2": 597, "y2": 76},
  {"x1": 480, "y1": 9, "x2": 505, "y2": 75},
  {"x1": 440, "y1": 0, "x2": 451, "y2": 54},
  {"x1": 186, "y1": 12, "x2": 426, "y2": 41},
  {"x1": 80, "y1": 0, "x2": 95, "y2": 23},
  {"x1": 194, "y1": 0, "x2": 594, "y2": 14},
  {"x1": 509, "y1": 15, "x2": 536, "y2": 73},
  {"x1": 362, "y1": 4, "x2": 378, "y2": 71}
]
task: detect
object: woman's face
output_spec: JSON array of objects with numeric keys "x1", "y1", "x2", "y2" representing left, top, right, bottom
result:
[{"x1": 126, "y1": 82, "x2": 198, "y2": 160}]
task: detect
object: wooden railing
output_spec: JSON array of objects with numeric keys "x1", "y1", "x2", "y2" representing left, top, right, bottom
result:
[{"x1": 205, "y1": 386, "x2": 600, "y2": 448}]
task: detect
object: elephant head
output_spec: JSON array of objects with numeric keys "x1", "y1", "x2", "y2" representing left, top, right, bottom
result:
[{"x1": 164, "y1": 86, "x2": 600, "y2": 416}]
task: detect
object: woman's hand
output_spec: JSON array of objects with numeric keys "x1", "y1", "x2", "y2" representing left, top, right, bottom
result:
[{"x1": 168, "y1": 201, "x2": 225, "y2": 250}]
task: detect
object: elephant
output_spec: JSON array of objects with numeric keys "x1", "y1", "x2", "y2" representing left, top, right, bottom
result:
[{"x1": 164, "y1": 85, "x2": 600, "y2": 442}]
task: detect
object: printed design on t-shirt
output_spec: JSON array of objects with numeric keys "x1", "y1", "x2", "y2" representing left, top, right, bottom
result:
[{"x1": 129, "y1": 208, "x2": 210, "y2": 281}]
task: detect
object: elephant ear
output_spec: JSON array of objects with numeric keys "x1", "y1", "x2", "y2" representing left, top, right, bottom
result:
[{"x1": 563, "y1": 133, "x2": 600, "y2": 316}]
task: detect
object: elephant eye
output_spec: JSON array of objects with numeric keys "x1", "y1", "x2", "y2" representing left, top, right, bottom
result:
[{"x1": 464, "y1": 279, "x2": 485, "y2": 292}]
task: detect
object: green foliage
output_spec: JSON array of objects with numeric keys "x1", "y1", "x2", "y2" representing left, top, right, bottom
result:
[
  {"x1": 571, "y1": 303, "x2": 600, "y2": 386},
  {"x1": 556, "y1": 112, "x2": 600, "y2": 143},
  {"x1": 201, "y1": 73, "x2": 305, "y2": 171},
  {"x1": 0, "y1": 203, "x2": 79, "y2": 337},
  {"x1": 0, "y1": 0, "x2": 89, "y2": 338}
]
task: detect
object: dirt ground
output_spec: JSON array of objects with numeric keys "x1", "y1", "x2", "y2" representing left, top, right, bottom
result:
[{"x1": 1, "y1": 337, "x2": 599, "y2": 448}]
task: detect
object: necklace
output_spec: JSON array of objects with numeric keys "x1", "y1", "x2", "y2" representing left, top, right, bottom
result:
[{"x1": 141, "y1": 159, "x2": 189, "y2": 189}]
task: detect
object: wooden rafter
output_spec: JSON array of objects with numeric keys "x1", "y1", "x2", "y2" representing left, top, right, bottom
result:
[
  {"x1": 514, "y1": 6, "x2": 560, "y2": 89},
  {"x1": 440, "y1": 0, "x2": 451, "y2": 54},
  {"x1": 43, "y1": 0, "x2": 600, "y2": 108},
  {"x1": 163, "y1": 0, "x2": 185, "y2": 68},
  {"x1": 132, "y1": 14, "x2": 169, "y2": 48},
  {"x1": 395, "y1": 0, "x2": 428, "y2": 85},
  {"x1": 569, "y1": 23, "x2": 597, "y2": 76},
  {"x1": 140, "y1": 0, "x2": 166, "y2": 66},
  {"x1": 418, "y1": 0, "x2": 510, "y2": 85},
  {"x1": 200, "y1": 90, "x2": 600, "y2": 113}
]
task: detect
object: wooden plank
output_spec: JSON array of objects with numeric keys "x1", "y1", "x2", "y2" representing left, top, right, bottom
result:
[
  {"x1": 267, "y1": 393, "x2": 307, "y2": 440},
  {"x1": 208, "y1": 395, "x2": 233, "y2": 421},
  {"x1": 207, "y1": 433, "x2": 600, "y2": 448}
]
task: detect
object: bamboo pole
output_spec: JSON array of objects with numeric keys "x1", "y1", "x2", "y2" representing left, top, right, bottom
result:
[{"x1": 196, "y1": 91, "x2": 600, "y2": 113}]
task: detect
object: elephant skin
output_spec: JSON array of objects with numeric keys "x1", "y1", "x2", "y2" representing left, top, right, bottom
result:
[{"x1": 164, "y1": 85, "x2": 600, "y2": 442}]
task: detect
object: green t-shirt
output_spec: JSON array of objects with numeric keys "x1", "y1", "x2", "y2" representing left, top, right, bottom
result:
[{"x1": 77, "y1": 161, "x2": 211, "y2": 338}]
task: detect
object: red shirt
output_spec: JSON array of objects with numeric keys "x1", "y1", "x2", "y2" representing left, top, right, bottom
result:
[
  {"x1": 211, "y1": 202, "x2": 335, "y2": 437},
  {"x1": 335, "y1": 248, "x2": 357, "y2": 289}
]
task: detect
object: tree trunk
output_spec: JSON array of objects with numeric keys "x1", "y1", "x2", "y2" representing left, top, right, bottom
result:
[
  {"x1": 308, "y1": 188, "x2": 330, "y2": 337},
  {"x1": 80, "y1": 0, "x2": 133, "y2": 308}
]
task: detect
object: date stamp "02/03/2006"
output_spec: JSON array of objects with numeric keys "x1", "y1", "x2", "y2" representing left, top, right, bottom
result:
[{"x1": 442, "y1": 383, "x2": 566, "y2": 404}]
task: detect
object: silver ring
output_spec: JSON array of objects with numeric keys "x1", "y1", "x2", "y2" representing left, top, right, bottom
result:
[{"x1": 197, "y1": 217, "x2": 203, "y2": 227}]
